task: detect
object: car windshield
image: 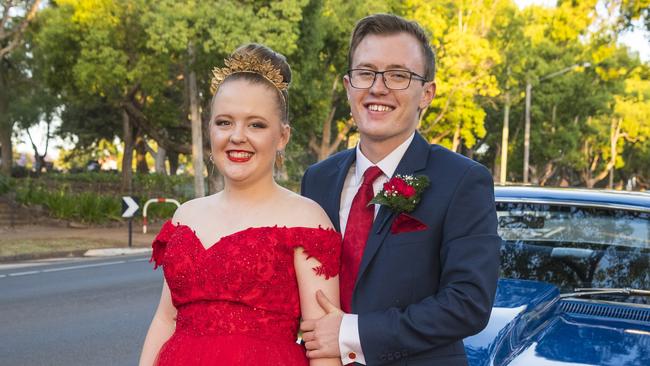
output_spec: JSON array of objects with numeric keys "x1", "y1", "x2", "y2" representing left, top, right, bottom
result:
[{"x1": 497, "y1": 202, "x2": 650, "y2": 304}]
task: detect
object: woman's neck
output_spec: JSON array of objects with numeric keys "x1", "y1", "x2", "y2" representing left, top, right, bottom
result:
[{"x1": 221, "y1": 174, "x2": 281, "y2": 205}]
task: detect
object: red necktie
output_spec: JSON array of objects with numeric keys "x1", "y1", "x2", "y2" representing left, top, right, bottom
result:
[{"x1": 340, "y1": 165, "x2": 383, "y2": 313}]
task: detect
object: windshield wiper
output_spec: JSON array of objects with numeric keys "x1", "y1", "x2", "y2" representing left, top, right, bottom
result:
[{"x1": 560, "y1": 287, "x2": 650, "y2": 298}]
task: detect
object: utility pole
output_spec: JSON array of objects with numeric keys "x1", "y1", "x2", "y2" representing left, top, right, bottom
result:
[
  {"x1": 523, "y1": 81, "x2": 532, "y2": 184},
  {"x1": 522, "y1": 62, "x2": 590, "y2": 184},
  {"x1": 500, "y1": 89, "x2": 511, "y2": 185}
]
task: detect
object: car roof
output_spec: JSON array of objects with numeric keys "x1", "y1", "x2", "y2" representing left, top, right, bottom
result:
[{"x1": 494, "y1": 186, "x2": 650, "y2": 212}]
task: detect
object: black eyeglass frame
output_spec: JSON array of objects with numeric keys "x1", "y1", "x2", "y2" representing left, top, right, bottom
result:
[{"x1": 346, "y1": 68, "x2": 430, "y2": 90}]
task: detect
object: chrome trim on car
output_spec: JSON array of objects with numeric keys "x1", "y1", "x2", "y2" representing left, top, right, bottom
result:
[{"x1": 495, "y1": 197, "x2": 650, "y2": 213}]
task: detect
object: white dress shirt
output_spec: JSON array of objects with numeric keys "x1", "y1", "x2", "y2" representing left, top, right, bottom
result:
[{"x1": 338, "y1": 133, "x2": 415, "y2": 365}]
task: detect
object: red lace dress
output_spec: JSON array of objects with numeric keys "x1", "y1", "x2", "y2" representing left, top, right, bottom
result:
[{"x1": 150, "y1": 221, "x2": 341, "y2": 366}]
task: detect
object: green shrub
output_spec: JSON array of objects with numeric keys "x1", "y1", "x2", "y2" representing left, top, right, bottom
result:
[
  {"x1": 0, "y1": 174, "x2": 13, "y2": 195},
  {"x1": 11, "y1": 172, "x2": 300, "y2": 224},
  {"x1": 13, "y1": 174, "x2": 193, "y2": 224}
]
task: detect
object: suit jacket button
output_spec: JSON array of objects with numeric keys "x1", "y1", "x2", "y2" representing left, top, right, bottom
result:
[{"x1": 348, "y1": 352, "x2": 357, "y2": 360}]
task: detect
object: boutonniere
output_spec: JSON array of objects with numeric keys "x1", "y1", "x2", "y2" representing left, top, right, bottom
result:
[
  {"x1": 371, "y1": 174, "x2": 430, "y2": 214},
  {"x1": 370, "y1": 175, "x2": 430, "y2": 234}
]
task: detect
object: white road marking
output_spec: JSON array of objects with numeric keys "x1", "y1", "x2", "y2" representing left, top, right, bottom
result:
[
  {"x1": 41, "y1": 260, "x2": 126, "y2": 273},
  {"x1": 9, "y1": 271, "x2": 40, "y2": 277},
  {"x1": 0, "y1": 258, "x2": 148, "y2": 278}
]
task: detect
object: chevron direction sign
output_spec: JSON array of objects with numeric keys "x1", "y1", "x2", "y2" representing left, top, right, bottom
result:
[{"x1": 121, "y1": 196, "x2": 140, "y2": 218}]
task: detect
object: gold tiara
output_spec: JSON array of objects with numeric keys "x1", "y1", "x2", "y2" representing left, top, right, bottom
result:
[{"x1": 210, "y1": 53, "x2": 289, "y2": 95}]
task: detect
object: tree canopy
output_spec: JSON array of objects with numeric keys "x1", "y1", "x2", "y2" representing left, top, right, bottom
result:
[{"x1": 4, "y1": 0, "x2": 650, "y2": 191}]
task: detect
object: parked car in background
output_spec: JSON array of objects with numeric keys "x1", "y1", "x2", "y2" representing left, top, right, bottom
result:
[{"x1": 466, "y1": 187, "x2": 650, "y2": 366}]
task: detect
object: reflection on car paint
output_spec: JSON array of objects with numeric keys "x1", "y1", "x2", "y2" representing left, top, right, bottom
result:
[{"x1": 465, "y1": 187, "x2": 650, "y2": 366}]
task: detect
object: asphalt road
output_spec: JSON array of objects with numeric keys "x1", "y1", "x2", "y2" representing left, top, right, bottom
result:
[{"x1": 0, "y1": 255, "x2": 163, "y2": 366}]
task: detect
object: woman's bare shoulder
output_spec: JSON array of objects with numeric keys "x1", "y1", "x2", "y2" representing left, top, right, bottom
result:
[
  {"x1": 171, "y1": 194, "x2": 219, "y2": 226},
  {"x1": 280, "y1": 189, "x2": 333, "y2": 229}
]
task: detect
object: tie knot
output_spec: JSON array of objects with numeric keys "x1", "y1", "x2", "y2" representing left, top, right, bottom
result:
[{"x1": 362, "y1": 166, "x2": 383, "y2": 186}]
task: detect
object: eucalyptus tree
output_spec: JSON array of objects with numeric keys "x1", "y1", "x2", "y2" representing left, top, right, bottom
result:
[
  {"x1": 287, "y1": 0, "x2": 397, "y2": 172},
  {"x1": 0, "y1": 0, "x2": 42, "y2": 175},
  {"x1": 142, "y1": 0, "x2": 309, "y2": 193},
  {"x1": 35, "y1": 0, "x2": 176, "y2": 191},
  {"x1": 405, "y1": 0, "x2": 501, "y2": 153}
]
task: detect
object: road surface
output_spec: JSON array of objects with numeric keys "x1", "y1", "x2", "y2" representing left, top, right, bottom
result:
[{"x1": 0, "y1": 255, "x2": 162, "y2": 366}]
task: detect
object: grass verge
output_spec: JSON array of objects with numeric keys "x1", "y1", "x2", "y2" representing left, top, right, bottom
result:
[{"x1": 0, "y1": 237, "x2": 152, "y2": 263}]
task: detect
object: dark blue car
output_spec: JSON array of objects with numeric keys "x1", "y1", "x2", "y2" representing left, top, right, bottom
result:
[{"x1": 465, "y1": 187, "x2": 650, "y2": 366}]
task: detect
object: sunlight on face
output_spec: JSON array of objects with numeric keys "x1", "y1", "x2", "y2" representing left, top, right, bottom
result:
[{"x1": 209, "y1": 79, "x2": 290, "y2": 185}]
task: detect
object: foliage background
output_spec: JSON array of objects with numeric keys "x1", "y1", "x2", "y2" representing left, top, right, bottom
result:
[{"x1": 2, "y1": 0, "x2": 650, "y2": 222}]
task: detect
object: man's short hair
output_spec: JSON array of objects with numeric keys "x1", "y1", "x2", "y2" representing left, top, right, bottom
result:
[{"x1": 348, "y1": 13, "x2": 436, "y2": 81}]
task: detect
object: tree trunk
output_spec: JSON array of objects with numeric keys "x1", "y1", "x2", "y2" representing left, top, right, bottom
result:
[
  {"x1": 188, "y1": 43, "x2": 205, "y2": 198},
  {"x1": 0, "y1": 122, "x2": 12, "y2": 176},
  {"x1": 539, "y1": 161, "x2": 558, "y2": 186},
  {"x1": 528, "y1": 164, "x2": 539, "y2": 185},
  {"x1": 26, "y1": 120, "x2": 53, "y2": 174},
  {"x1": 135, "y1": 130, "x2": 149, "y2": 173},
  {"x1": 583, "y1": 118, "x2": 622, "y2": 188},
  {"x1": 0, "y1": 0, "x2": 42, "y2": 60},
  {"x1": 144, "y1": 141, "x2": 167, "y2": 174},
  {"x1": 451, "y1": 122, "x2": 461, "y2": 152},
  {"x1": 307, "y1": 78, "x2": 353, "y2": 161},
  {"x1": 156, "y1": 146, "x2": 167, "y2": 175},
  {"x1": 0, "y1": 67, "x2": 12, "y2": 176},
  {"x1": 121, "y1": 109, "x2": 134, "y2": 193},
  {"x1": 168, "y1": 150, "x2": 179, "y2": 176}
]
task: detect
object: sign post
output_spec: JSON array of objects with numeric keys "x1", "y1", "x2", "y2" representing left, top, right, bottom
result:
[{"x1": 122, "y1": 196, "x2": 140, "y2": 247}]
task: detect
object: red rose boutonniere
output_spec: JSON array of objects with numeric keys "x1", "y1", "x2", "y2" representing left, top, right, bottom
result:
[
  {"x1": 370, "y1": 175, "x2": 430, "y2": 234},
  {"x1": 371, "y1": 174, "x2": 429, "y2": 214}
]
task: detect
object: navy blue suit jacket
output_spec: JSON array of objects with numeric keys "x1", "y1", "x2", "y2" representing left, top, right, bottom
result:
[{"x1": 301, "y1": 133, "x2": 501, "y2": 365}]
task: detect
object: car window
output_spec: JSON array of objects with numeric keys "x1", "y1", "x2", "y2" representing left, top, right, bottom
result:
[
  {"x1": 497, "y1": 202, "x2": 650, "y2": 303},
  {"x1": 498, "y1": 204, "x2": 650, "y2": 248}
]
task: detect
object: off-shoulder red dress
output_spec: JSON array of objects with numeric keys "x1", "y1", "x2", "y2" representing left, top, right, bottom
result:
[{"x1": 149, "y1": 221, "x2": 342, "y2": 366}]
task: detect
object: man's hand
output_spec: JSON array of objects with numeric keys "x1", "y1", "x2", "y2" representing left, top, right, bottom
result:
[{"x1": 300, "y1": 290, "x2": 344, "y2": 359}]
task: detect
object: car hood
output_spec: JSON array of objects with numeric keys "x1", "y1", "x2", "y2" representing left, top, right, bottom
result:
[{"x1": 465, "y1": 279, "x2": 650, "y2": 366}]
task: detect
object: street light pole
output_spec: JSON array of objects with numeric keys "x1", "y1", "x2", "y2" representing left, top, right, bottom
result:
[
  {"x1": 522, "y1": 62, "x2": 590, "y2": 184},
  {"x1": 499, "y1": 89, "x2": 510, "y2": 185},
  {"x1": 523, "y1": 81, "x2": 532, "y2": 183}
]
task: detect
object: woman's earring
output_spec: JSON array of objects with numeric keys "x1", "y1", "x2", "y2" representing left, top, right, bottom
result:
[
  {"x1": 208, "y1": 153, "x2": 216, "y2": 177},
  {"x1": 275, "y1": 150, "x2": 285, "y2": 170}
]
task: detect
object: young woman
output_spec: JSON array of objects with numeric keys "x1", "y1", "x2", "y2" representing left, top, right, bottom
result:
[{"x1": 139, "y1": 44, "x2": 342, "y2": 366}]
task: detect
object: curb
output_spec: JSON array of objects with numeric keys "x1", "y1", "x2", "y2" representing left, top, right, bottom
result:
[
  {"x1": 84, "y1": 248, "x2": 153, "y2": 257},
  {"x1": 0, "y1": 250, "x2": 88, "y2": 264}
]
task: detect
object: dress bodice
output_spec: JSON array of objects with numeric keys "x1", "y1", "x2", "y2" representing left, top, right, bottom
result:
[{"x1": 150, "y1": 221, "x2": 341, "y2": 343}]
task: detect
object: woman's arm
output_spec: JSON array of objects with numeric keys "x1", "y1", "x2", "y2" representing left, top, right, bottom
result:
[
  {"x1": 295, "y1": 248, "x2": 343, "y2": 366},
  {"x1": 138, "y1": 280, "x2": 177, "y2": 366}
]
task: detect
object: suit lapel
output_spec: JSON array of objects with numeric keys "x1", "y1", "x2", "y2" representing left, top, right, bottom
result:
[
  {"x1": 325, "y1": 149, "x2": 355, "y2": 233},
  {"x1": 355, "y1": 133, "x2": 431, "y2": 287}
]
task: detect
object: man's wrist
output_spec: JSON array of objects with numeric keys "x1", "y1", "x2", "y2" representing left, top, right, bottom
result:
[{"x1": 339, "y1": 314, "x2": 365, "y2": 365}]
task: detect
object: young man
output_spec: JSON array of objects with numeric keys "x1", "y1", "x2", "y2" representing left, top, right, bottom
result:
[{"x1": 300, "y1": 14, "x2": 501, "y2": 366}]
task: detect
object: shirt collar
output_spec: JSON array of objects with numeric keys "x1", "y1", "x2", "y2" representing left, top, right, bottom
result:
[{"x1": 354, "y1": 133, "x2": 415, "y2": 185}]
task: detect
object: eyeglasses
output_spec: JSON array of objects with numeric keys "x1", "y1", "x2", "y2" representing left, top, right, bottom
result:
[{"x1": 347, "y1": 69, "x2": 429, "y2": 90}]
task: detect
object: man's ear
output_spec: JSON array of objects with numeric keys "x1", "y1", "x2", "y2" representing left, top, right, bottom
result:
[
  {"x1": 419, "y1": 81, "x2": 436, "y2": 110},
  {"x1": 343, "y1": 74, "x2": 352, "y2": 97}
]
